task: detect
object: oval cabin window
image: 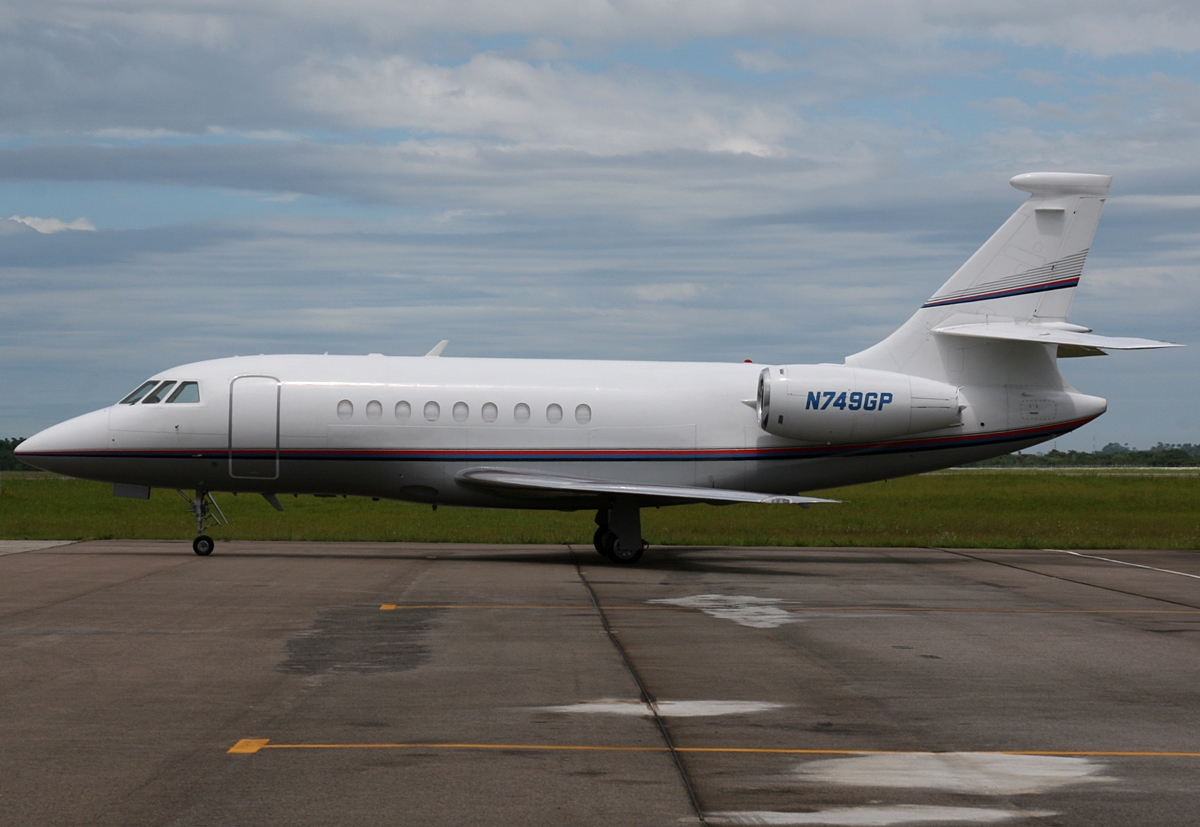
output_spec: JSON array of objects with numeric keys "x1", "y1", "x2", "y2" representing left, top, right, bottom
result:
[
  {"x1": 481, "y1": 402, "x2": 498, "y2": 422},
  {"x1": 453, "y1": 402, "x2": 469, "y2": 422},
  {"x1": 575, "y1": 404, "x2": 591, "y2": 424},
  {"x1": 546, "y1": 404, "x2": 563, "y2": 424},
  {"x1": 424, "y1": 401, "x2": 440, "y2": 421},
  {"x1": 366, "y1": 400, "x2": 382, "y2": 420},
  {"x1": 514, "y1": 403, "x2": 530, "y2": 423},
  {"x1": 337, "y1": 400, "x2": 353, "y2": 420},
  {"x1": 395, "y1": 400, "x2": 411, "y2": 420}
]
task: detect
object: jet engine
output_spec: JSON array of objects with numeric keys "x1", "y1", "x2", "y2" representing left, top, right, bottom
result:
[{"x1": 757, "y1": 365, "x2": 961, "y2": 444}]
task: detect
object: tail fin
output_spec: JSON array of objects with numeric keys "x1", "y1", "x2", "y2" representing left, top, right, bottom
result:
[{"x1": 846, "y1": 172, "x2": 1111, "y2": 383}]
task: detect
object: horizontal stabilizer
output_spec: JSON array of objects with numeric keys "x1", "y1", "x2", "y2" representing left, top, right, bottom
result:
[
  {"x1": 457, "y1": 468, "x2": 837, "y2": 506},
  {"x1": 933, "y1": 322, "x2": 1181, "y2": 355}
]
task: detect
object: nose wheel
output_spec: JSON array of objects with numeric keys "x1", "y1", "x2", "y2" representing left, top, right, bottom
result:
[{"x1": 177, "y1": 488, "x2": 227, "y2": 556}]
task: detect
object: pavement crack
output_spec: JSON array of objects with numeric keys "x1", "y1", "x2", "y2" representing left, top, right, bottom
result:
[{"x1": 571, "y1": 548, "x2": 707, "y2": 826}]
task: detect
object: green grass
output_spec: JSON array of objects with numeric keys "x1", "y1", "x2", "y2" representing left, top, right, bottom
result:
[{"x1": 3, "y1": 470, "x2": 1198, "y2": 548}]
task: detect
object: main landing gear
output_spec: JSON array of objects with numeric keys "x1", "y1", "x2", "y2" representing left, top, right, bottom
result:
[
  {"x1": 177, "y1": 489, "x2": 227, "y2": 556},
  {"x1": 593, "y1": 504, "x2": 647, "y2": 564}
]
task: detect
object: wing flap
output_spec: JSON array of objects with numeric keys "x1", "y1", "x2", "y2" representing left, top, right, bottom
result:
[
  {"x1": 456, "y1": 468, "x2": 836, "y2": 506},
  {"x1": 934, "y1": 322, "x2": 1181, "y2": 352}
]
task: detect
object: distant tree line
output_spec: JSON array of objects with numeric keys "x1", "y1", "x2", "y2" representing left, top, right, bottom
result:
[
  {"x1": 1, "y1": 438, "x2": 36, "y2": 471},
  {"x1": 969, "y1": 443, "x2": 1200, "y2": 467}
]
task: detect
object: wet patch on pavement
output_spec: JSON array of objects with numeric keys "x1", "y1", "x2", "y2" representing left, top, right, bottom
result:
[{"x1": 279, "y1": 605, "x2": 440, "y2": 675}]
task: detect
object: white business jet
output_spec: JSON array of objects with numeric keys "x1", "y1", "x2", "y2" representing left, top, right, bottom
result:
[{"x1": 16, "y1": 173, "x2": 1179, "y2": 562}]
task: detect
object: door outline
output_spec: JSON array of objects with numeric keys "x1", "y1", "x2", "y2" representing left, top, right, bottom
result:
[{"x1": 228, "y1": 375, "x2": 281, "y2": 480}]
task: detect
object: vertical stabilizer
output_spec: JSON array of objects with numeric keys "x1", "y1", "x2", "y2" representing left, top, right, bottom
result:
[{"x1": 846, "y1": 172, "x2": 1111, "y2": 384}]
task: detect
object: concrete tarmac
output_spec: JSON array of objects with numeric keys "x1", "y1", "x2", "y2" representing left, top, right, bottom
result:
[{"x1": 1, "y1": 540, "x2": 1198, "y2": 826}]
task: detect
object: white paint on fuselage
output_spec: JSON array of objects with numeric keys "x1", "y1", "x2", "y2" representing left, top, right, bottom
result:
[{"x1": 16, "y1": 351, "x2": 1096, "y2": 504}]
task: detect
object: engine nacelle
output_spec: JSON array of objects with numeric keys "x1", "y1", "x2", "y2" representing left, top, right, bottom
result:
[{"x1": 757, "y1": 365, "x2": 961, "y2": 444}]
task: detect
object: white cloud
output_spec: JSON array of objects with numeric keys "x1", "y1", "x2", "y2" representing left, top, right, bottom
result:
[
  {"x1": 1016, "y1": 69, "x2": 1064, "y2": 87},
  {"x1": 8, "y1": 216, "x2": 96, "y2": 233},
  {"x1": 633, "y1": 282, "x2": 702, "y2": 302},
  {"x1": 13, "y1": 1, "x2": 1200, "y2": 56},
  {"x1": 732, "y1": 49, "x2": 795, "y2": 74},
  {"x1": 289, "y1": 53, "x2": 797, "y2": 157},
  {"x1": 0, "y1": 217, "x2": 36, "y2": 236}
]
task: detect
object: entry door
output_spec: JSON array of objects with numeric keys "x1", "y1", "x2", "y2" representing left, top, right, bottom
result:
[{"x1": 229, "y1": 376, "x2": 280, "y2": 479}]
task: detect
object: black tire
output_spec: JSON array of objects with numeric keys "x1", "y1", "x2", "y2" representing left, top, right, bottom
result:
[
  {"x1": 593, "y1": 527, "x2": 608, "y2": 556},
  {"x1": 603, "y1": 531, "x2": 644, "y2": 564},
  {"x1": 609, "y1": 541, "x2": 644, "y2": 565},
  {"x1": 192, "y1": 535, "x2": 215, "y2": 556}
]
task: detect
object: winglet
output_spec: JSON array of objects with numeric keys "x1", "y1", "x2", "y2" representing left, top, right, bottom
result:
[{"x1": 425, "y1": 340, "x2": 449, "y2": 357}]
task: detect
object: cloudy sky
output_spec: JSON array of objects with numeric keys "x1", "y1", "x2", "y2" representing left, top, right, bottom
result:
[{"x1": 3, "y1": 1, "x2": 1197, "y2": 449}]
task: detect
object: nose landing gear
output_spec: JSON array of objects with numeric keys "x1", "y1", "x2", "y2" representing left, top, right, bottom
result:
[
  {"x1": 177, "y1": 489, "x2": 227, "y2": 556},
  {"x1": 592, "y1": 504, "x2": 647, "y2": 564}
]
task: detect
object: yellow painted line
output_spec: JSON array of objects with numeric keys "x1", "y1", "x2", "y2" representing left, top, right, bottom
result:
[
  {"x1": 373, "y1": 604, "x2": 1200, "y2": 615},
  {"x1": 230, "y1": 740, "x2": 1200, "y2": 758},
  {"x1": 228, "y1": 739, "x2": 271, "y2": 754},
  {"x1": 997, "y1": 750, "x2": 1200, "y2": 757}
]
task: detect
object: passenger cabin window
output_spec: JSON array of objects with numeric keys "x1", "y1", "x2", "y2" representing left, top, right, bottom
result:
[
  {"x1": 166, "y1": 381, "x2": 200, "y2": 403},
  {"x1": 119, "y1": 381, "x2": 158, "y2": 405},
  {"x1": 141, "y1": 381, "x2": 176, "y2": 404}
]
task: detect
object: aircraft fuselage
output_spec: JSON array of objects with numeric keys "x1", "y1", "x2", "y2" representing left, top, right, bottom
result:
[{"x1": 19, "y1": 353, "x2": 1100, "y2": 509}]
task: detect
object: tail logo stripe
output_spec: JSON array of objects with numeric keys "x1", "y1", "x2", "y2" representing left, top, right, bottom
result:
[{"x1": 923, "y1": 249, "x2": 1088, "y2": 308}]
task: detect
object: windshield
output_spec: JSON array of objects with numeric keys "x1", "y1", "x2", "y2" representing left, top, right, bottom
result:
[
  {"x1": 119, "y1": 381, "x2": 158, "y2": 405},
  {"x1": 141, "y1": 381, "x2": 177, "y2": 404},
  {"x1": 166, "y1": 382, "x2": 200, "y2": 403}
]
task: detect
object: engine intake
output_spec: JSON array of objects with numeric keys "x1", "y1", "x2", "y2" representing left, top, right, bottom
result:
[{"x1": 757, "y1": 365, "x2": 961, "y2": 444}]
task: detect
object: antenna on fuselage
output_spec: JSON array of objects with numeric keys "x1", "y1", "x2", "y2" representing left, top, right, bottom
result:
[{"x1": 424, "y1": 340, "x2": 449, "y2": 357}]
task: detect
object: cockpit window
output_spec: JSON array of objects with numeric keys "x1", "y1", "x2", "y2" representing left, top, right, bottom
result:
[
  {"x1": 166, "y1": 381, "x2": 200, "y2": 404},
  {"x1": 141, "y1": 381, "x2": 176, "y2": 404},
  {"x1": 119, "y1": 381, "x2": 159, "y2": 405}
]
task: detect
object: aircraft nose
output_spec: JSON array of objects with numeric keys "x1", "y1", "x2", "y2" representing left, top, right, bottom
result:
[{"x1": 15, "y1": 408, "x2": 111, "y2": 475}]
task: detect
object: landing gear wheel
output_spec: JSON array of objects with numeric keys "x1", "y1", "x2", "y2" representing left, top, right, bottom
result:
[
  {"x1": 609, "y1": 542, "x2": 644, "y2": 565},
  {"x1": 192, "y1": 535, "x2": 215, "y2": 556},
  {"x1": 597, "y1": 525, "x2": 624, "y2": 556},
  {"x1": 604, "y1": 533, "x2": 644, "y2": 565}
]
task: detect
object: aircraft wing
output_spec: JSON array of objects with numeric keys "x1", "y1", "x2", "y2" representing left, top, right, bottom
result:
[
  {"x1": 934, "y1": 322, "x2": 1181, "y2": 355},
  {"x1": 456, "y1": 467, "x2": 837, "y2": 506}
]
